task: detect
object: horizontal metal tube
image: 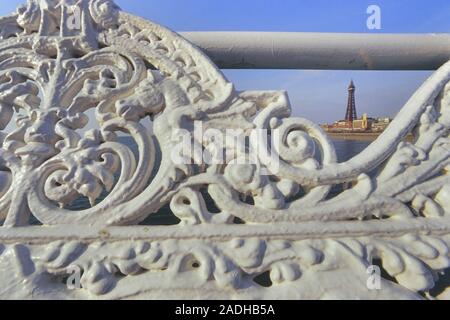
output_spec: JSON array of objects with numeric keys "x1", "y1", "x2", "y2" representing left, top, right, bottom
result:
[
  {"x1": 180, "y1": 32, "x2": 450, "y2": 70},
  {"x1": 1, "y1": 217, "x2": 449, "y2": 243}
]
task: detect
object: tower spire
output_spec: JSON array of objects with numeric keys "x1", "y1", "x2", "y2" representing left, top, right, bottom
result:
[{"x1": 344, "y1": 79, "x2": 357, "y2": 127}]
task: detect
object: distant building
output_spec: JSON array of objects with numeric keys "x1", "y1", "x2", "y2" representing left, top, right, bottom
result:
[
  {"x1": 371, "y1": 117, "x2": 392, "y2": 132},
  {"x1": 353, "y1": 113, "x2": 371, "y2": 130},
  {"x1": 321, "y1": 81, "x2": 392, "y2": 133}
]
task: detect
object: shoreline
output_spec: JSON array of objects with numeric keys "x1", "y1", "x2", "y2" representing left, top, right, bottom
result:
[
  {"x1": 326, "y1": 132, "x2": 414, "y2": 142},
  {"x1": 326, "y1": 132, "x2": 381, "y2": 141}
]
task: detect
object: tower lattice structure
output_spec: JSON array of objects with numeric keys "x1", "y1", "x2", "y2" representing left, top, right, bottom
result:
[{"x1": 344, "y1": 80, "x2": 357, "y2": 128}]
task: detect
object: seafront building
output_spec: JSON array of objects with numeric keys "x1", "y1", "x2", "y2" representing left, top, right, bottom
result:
[{"x1": 321, "y1": 81, "x2": 392, "y2": 132}]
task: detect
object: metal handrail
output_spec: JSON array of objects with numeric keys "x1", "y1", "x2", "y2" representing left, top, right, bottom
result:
[{"x1": 181, "y1": 32, "x2": 450, "y2": 70}]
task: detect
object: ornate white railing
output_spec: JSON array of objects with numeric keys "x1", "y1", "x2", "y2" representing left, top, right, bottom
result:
[{"x1": 0, "y1": 0, "x2": 448, "y2": 299}]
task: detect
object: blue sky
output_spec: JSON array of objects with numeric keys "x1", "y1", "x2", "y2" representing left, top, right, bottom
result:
[{"x1": 1, "y1": 0, "x2": 449, "y2": 123}]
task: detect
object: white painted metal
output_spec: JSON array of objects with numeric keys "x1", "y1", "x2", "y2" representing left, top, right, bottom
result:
[
  {"x1": 0, "y1": 0, "x2": 448, "y2": 300},
  {"x1": 182, "y1": 32, "x2": 450, "y2": 70}
]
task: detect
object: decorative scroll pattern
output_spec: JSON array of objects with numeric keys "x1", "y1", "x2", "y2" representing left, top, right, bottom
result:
[{"x1": 0, "y1": 0, "x2": 449, "y2": 299}]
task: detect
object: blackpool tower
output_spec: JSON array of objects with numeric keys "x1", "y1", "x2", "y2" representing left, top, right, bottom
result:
[{"x1": 344, "y1": 80, "x2": 357, "y2": 128}]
